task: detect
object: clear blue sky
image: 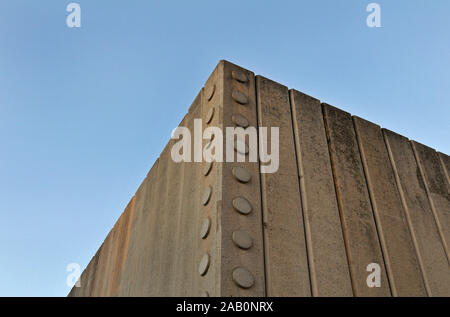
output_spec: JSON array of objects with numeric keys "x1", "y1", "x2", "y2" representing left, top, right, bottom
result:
[{"x1": 0, "y1": 0, "x2": 448, "y2": 296}]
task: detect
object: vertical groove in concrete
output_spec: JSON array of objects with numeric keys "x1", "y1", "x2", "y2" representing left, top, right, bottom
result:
[
  {"x1": 382, "y1": 131, "x2": 430, "y2": 296},
  {"x1": 288, "y1": 90, "x2": 314, "y2": 297},
  {"x1": 254, "y1": 71, "x2": 268, "y2": 298},
  {"x1": 353, "y1": 117, "x2": 427, "y2": 296},
  {"x1": 321, "y1": 105, "x2": 355, "y2": 296},
  {"x1": 322, "y1": 104, "x2": 390, "y2": 297},
  {"x1": 383, "y1": 130, "x2": 450, "y2": 296},
  {"x1": 411, "y1": 141, "x2": 450, "y2": 262},
  {"x1": 255, "y1": 77, "x2": 310, "y2": 297},
  {"x1": 290, "y1": 90, "x2": 352, "y2": 297},
  {"x1": 351, "y1": 117, "x2": 394, "y2": 297},
  {"x1": 219, "y1": 61, "x2": 266, "y2": 296}
]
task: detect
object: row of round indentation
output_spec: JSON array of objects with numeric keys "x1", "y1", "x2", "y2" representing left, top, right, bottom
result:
[
  {"x1": 199, "y1": 176, "x2": 212, "y2": 278},
  {"x1": 231, "y1": 69, "x2": 249, "y2": 106},
  {"x1": 200, "y1": 85, "x2": 215, "y2": 296},
  {"x1": 230, "y1": 69, "x2": 256, "y2": 290},
  {"x1": 205, "y1": 83, "x2": 215, "y2": 164}
]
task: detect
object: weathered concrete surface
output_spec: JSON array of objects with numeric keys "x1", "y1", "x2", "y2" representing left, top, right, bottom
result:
[
  {"x1": 69, "y1": 60, "x2": 449, "y2": 297},
  {"x1": 118, "y1": 163, "x2": 156, "y2": 296},
  {"x1": 322, "y1": 105, "x2": 391, "y2": 297},
  {"x1": 290, "y1": 90, "x2": 352, "y2": 297},
  {"x1": 69, "y1": 196, "x2": 135, "y2": 296},
  {"x1": 353, "y1": 117, "x2": 426, "y2": 296},
  {"x1": 383, "y1": 130, "x2": 450, "y2": 296},
  {"x1": 412, "y1": 141, "x2": 450, "y2": 261},
  {"x1": 175, "y1": 99, "x2": 203, "y2": 296},
  {"x1": 256, "y1": 78, "x2": 310, "y2": 297}
]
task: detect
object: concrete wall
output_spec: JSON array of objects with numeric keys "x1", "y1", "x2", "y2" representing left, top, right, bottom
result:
[{"x1": 69, "y1": 60, "x2": 449, "y2": 297}]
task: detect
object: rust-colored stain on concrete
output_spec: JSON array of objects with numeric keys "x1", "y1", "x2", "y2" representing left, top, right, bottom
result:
[{"x1": 69, "y1": 60, "x2": 450, "y2": 297}]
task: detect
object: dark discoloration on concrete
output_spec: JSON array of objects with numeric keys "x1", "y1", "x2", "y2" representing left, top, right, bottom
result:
[
  {"x1": 354, "y1": 117, "x2": 426, "y2": 296},
  {"x1": 411, "y1": 141, "x2": 450, "y2": 261},
  {"x1": 290, "y1": 90, "x2": 352, "y2": 297},
  {"x1": 322, "y1": 104, "x2": 390, "y2": 297},
  {"x1": 383, "y1": 129, "x2": 450, "y2": 296}
]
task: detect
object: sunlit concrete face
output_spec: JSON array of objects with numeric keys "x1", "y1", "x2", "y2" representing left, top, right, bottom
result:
[{"x1": 69, "y1": 60, "x2": 450, "y2": 297}]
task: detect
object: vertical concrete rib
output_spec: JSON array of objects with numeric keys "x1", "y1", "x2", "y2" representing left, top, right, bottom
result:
[
  {"x1": 353, "y1": 117, "x2": 426, "y2": 296},
  {"x1": 322, "y1": 104, "x2": 390, "y2": 296},
  {"x1": 383, "y1": 129, "x2": 450, "y2": 296},
  {"x1": 255, "y1": 78, "x2": 310, "y2": 297},
  {"x1": 290, "y1": 90, "x2": 352, "y2": 297},
  {"x1": 411, "y1": 141, "x2": 450, "y2": 261},
  {"x1": 219, "y1": 61, "x2": 266, "y2": 296}
]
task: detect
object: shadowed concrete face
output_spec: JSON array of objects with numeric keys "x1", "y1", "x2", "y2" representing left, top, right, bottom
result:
[{"x1": 69, "y1": 60, "x2": 450, "y2": 297}]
